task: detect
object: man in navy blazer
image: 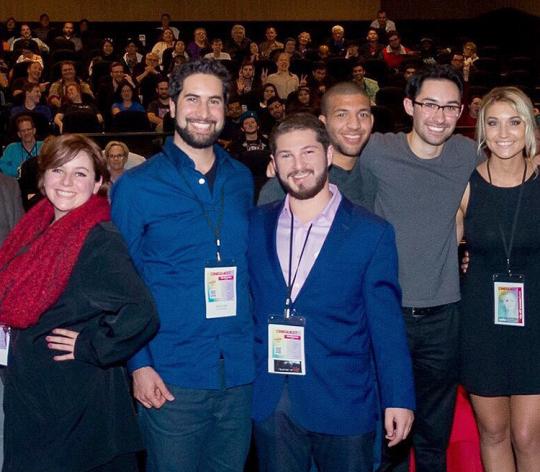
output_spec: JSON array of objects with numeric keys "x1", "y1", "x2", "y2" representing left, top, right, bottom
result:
[{"x1": 249, "y1": 113, "x2": 415, "y2": 471}]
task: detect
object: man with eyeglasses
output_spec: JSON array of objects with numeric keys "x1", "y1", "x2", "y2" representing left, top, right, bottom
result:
[{"x1": 359, "y1": 65, "x2": 480, "y2": 472}]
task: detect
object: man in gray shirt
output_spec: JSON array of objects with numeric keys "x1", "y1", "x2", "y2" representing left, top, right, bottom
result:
[{"x1": 361, "y1": 65, "x2": 479, "y2": 472}]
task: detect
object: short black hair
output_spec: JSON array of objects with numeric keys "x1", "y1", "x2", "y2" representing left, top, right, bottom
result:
[
  {"x1": 169, "y1": 59, "x2": 231, "y2": 105},
  {"x1": 269, "y1": 113, "x2": 330, "y2": 156},
  {"x1": 405, "y1": 64, "x2": 464, "y2": 101}
]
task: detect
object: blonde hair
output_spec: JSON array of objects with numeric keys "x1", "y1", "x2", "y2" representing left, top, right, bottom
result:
[
  {"x1": 476, "y1": 86, "x2": 537, "y2": 160},
  {"x1": 104, "y1": 140, "x2": 129, "y2": 158}
]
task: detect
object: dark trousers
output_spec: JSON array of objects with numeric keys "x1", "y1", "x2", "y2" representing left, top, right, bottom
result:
[
  {"x1": 254, "y1": 410, "x2": 374, "y2": 472},
  {"x1": 378, "y1": 303, "x2": 459, "y2": 472}
]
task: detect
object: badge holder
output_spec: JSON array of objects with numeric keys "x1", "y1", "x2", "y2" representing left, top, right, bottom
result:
[
  {"x1": 0, "y1": 325, "x2": 10, "y2": 366},
  {"x1": 204, "y1": 240, "x2": 237, "y2": 319},
  {"x1": 267, "y1": 310, "x2": 306, "y2": 375},
  {"x1": 493, "y1": 273, "x2": 525, "y2": 327}
]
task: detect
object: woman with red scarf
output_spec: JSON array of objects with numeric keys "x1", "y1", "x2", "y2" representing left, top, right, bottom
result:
[{"x1": 0, "y1": 134, "x2": 158, "y2": 471}]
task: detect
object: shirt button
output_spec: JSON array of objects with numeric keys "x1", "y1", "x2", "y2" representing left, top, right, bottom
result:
[{"x1": 198, "y1": 178, "x2": 205, "y2": 185}]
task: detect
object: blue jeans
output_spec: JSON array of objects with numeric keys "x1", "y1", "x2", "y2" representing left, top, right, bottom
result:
[{"x1": 139, "y1": 381, "x2": 252, "y2": 472}]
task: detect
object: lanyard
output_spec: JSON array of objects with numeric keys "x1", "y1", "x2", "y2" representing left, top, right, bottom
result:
[
  {"x1": 487, "y1": 160, "x2": 527, "y2": 275},
  {"x1": 178, "y1": 166, "x2": 225, "y2": 262},
  {"x1": 284, "y1": 211, "x2": 313, "y2": 319}
]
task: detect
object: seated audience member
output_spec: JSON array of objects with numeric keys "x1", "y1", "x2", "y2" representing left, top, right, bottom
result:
[
  {"x1": 265, "y1": 52, "x2": 299, "y2": 100},
  {"x1": 283, "y1": 37, "x2": 301, "y2": 61},
  {"x1": 258, "y1": 83, "x2": 278, "y2": 111},
  {"x1": 96, "y1": 62, "x2": 135, "y2": 118},
  {"x1": 451, "y1": 52, "x2": 465, "y2": 73},
  {"x1": 462, "y1": 41, "x2": 479, "y2": 81},
  {"x1": 0, "y1": 115, "x2": 42, "y2": 178},
  {"x1": 306, "y1": 61, "x2": 331, "y2": 97},
  {"x1": 111, "y1": 80, "x2": 145, "y2": 115},
  {"x1": 10, "y1": 82, "x2": 52, "y2": 122},
  {"x1": 162, "y1": 40, "x2": 189, "y2": 73},
  {"x1": 419, "y1": 37, "x2": 438, "y2": 66},
  {"x1": 219, "y1": 95, "x2": 244, "y2": 146},
  {"x1": 54, "y1": 83, "x2": 103, "y2": 133},
  {"x1": 33, "y1": 13, "x2": 52, "y2": 44},
  {"x1": 147, "y1": 77, "x2": 170, "y2": 132},
  {"x1": 48, "y1": 60, "x2": 94, "y2": 109},
  {"x1": 88, "y1": 38, "x2": 118, "y2": 77},
  {"x1": 204, "y1": 38, "x2": 231, "y2": 61},
  {"x1": 104, "y1": 140, "x2": 129, "y2": 183},
  {"x1": 327, "y1": 24, "x2": 347, "y2": 57},
  {"x1": 134, "y1": 53, "x2": 162, "y2": 106},
  {"x1": 260, "y1": 96, "x2": 285, "y2": 135},
  {"x1": 11, "y1": 24, "x2": 49, "y2": 54},
  {"x1": 79, "y1": 19, "x2": 101, "y2": 51},
  {"x1": 316, "y1": 44, "x2": 331, "y2": 62},
  {"x1": 187, "y1": 27, "x2": 210, "y2": 60},
  {"x1": 259, "y1": 26, "x2": 283, "y2": 60},
  {"x1": 285, "y1": 86, "x2": 317, "y2": 114},
  {"x1": 345, "y1": 41, "x2": 360, "y2": 59},
  {"x1": 2, "y1": 17, "x2": 18, "y2": 44},
  {"x1": 360, "y1": 28, "x2": 384, "y2": 60},
  {"x1": 248, "y1": 42, "x2": 260, "y2": 63},
  {"x1": 351, "y1": 60, "x2": 380, "y2": 104},
  {"x1": 151, "y1": 28, "x2": 175, "y2": 65},
  {"x1": 54, "y1": 22, "x2": 82, "y2": 51},
  {"x1": 296, "y1": 31, "x2": 313, "y2": 60},
  {"x1": 10, "y1": 61, "x2": 48, "y2": 97},
  {"x1": 370, "y1": 9, "x2": 397, "y2": 33},
  {"x1": 14, "y1": 41, "x2": 44, "y2": 68},
  {"x1": 235, "y1": 61, "x2": 259, "y2": 97},
  {"x1": 456, "y1": 94, "x2": 482, "y2": 138},
  {"x1": 229, "y1": 111, "x2": 269, "y2": 157},
  {"x1": 225, "y1": 24, "x2": 251, "y2": 62},
  {"x1": 156, "y1": 12, "x2": 180, "y2": 40},
  {"x1": 383, "y1": 31, "x2": 414, "y2": 71},
  {"x1": 121, "y1": 38, "x2": 143, "y2": 75}
]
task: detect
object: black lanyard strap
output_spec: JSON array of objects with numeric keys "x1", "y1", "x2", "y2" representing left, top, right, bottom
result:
[
  {"x1": 487, "y1": 160, "x2": 527, "y2": 274},
  {"x1": 178, "y1": 165, "x2": 225, "y2": 261},
  {"x1": 284, "y1": 211, "x2": 313, "y2": 318}
]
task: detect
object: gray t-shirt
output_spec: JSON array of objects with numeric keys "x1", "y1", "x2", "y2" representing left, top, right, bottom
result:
[{"x1": 360, "y1": 132, "x2": 478, "y2": 307}]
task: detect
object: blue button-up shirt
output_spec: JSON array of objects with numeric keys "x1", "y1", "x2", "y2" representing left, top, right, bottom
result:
[{"x1": 111, "y1": 138, "x2": 254, "y2": 389}]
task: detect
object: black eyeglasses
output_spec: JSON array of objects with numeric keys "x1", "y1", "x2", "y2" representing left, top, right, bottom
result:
[{"x1": 412, "y1": 101, "x2": 461, "y2": 117}]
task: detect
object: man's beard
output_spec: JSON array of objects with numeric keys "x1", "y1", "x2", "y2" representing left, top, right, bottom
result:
[
  {"x1": 278, "y1": 167, "x2": 328, "y2": 200},
  {"x1": 175, "y1": 119, "x2": 222, "y2": 149}
]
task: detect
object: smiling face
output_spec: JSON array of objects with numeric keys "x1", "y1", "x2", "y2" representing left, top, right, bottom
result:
[
  {"x1": 268, "y1": 100, "x2": 284, "y2": 120},
  {"x1": 61, "y1": 63, "x2": 76, "y2": 81},
  {"x1": 320, "y1": 93, "x2": 373, "y2": 158},
  {"x1": 242, "y1": 117, "x2": 258, "y2": 134},
  {"x1": 298, "y1": 32, "x2": 310, "y2": 46},
  {"x1": 43, "y1": 152, "x2": 102, "y2": 222},
  {"x1": 28, "y1": 62, "x2": 42, "y2": 81},
  {"x1": 20, "y1": 24, "x2": 32, "y2": 39},
  {"x1": 276, "y1": 53, "x2": 290, "y2": 72},
  {"x1": 102, "y1": 41, "x2": 114, "y2": 55},
  {"x1": 263, "y1": 85, "x2": 276, "y2": 102},
  {"x1": 298, "y1": 88, "x2": 310, "y2": 105},
  {"x1": 265, "y1": 27, "x2": 277, "y2": 41},
  {"x1": 162, "y1": 29, "x2": 174, "y2": 43},
  {"x1": 106, "y1": 144, "x2": 128, "y2": 172},
  {"x1": 484, "y1": 101, "x2": 526, "y2": 161},
  {"x1": 273, "y1": 129, "x2": 331, "y2": 200},
  {"x1": 66, "y1": 84, "x2": 81, "y2": 102},
  {"x1": 171, "y1": 73, "x2": 225, "y2": 149},
  {"x1": 404, "y1": 79, "x2": 462, "y2": 151}
]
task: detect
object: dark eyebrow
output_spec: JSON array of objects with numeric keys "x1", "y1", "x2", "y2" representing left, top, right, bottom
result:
[{"x1": 419, "y1": 97, "x2": 461, "y2": 106}]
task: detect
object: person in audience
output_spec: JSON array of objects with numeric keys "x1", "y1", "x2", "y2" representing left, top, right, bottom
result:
[
  {"x1": 88, "y1": 38, "x2": 118, "y2": 78},
  {"x1": 204, "y1": 38, "x2": 231, "y2": 61},
  {"x1": 0, "y1": 115, "x2": 43, "y2": 178},
  {"x1": 134, "y1": 53, "x2": 162, "y2": 107},
  {"x1": 285, "y1": 86, "x2": 317, "y2": 114},
  {"x1": 54, "y1": 83, "x2": 103, "y2": 133},
  {"x1": 229, "y1": 110, "x2": 269, "y2": 157},
  {"x1": 258, "y1": 83, "x2": 278, "y2": 110},
  {"x1": 351, "y1": 60, "x2": 379, "y2": 105},
  {"x1": 317, "y1": 44, "x2": 331, "y2": 62},
  {"x1": 457, "y1": 94, "x2": 482, "y2": 137},
  {"x1": 186, "y1": 27, "x2": 209, "y2": 60},
  {"x1": 48, "y1": 60, "x2": 94, "y2": 109},
  {"x1": 10, "y1": 82, "x2": 52, "y2": 122},
  {"x1": 33, "y1": 13, "x2": 52, "y2": 44},
  {"x1": 248, "y1": 41, "x2": 260, "y2": 62},
  {"x1": 10, "y1": 61, "x2": 48, "y2": 97},
  {"x1": 462, "y1": 41, "x2": 479, "y2": 82},
  {"x1": 121, "y1": 38, "x2": 143, "y2": 76},
  {"x1": 54, "y1": 22, "x2": 82, "y2": 51},
  {"x1": 111, "y1": 80, "x2": 145, "y2": 115},
  {"x1": 156, "y1": 12, "x2": 180, "y2": 40},
  {"x1": 383, "y1": 31, "x2": 414, "y2": 71},
  {"x1": 370, "y1": 9, "x2": 397, "y2": 33},
  {"x1": 234, "y1": 60, "x2": 259, "y2": 97},
  {"x1": 162, "y1": 40, "x2": 190, "y2": 73},
  {"x1": 419, "y1": 37, "x2": 438, "y2": 66},
  {"x1": 96, "y1": 62, "x2": 136, "y2": 119},
  {"x1": 147, "y1": 77, "x2": 170, "y2": 132},
  {"x1": 14, "y1": 41, "x2": 44, "y2": 68},
  {"x1": 359, "y1": 27, "x2": 384, "y2": 60},
  {"x1": 450, "y1": 52, "x2": 465, "y2": 74},
  {"x1": 306, "y1": 61, "x2": 330, "y2": 98},
  {"x1": 296, "y1": 31, "x2": 313, "y2": 59},
  {"x1": 0, "y1": 133, "x2": 158, "y2": 472},
  {"x1": 151, "y1": 28, "x2": 175, "y2": 65},
  {"x1": 104, "y1": 140, "x2": 130, "y2": 183},
  {"x1": 457, "y1": 86, "x2": 540, "y2": 472},
  {"x1": 327, "y1": 24, "x2": 346, "y2": 57},
  {"x1": 78, "y1": 19, "x2": 101, "y2": 51},
  {"x1": 11, "y1": 24, "x2": 49, "y2": 54},
  {"x1": 345, "y1": 41, "x2": 360, "y2": 59},
  {"x1": 226, "y1": 24, "x2": 251, "y2": 62},
  {"x1": 2, "y1": 17, "x2": 17, "y2": 43},
  {"x1": 259, "y1": 26, "x2": 283, "y2": 60},
  {"x1": 265, "y1": 52, "x2": 299, "y2": 100},
  {"x1": 283, "y1": 37, "x2": 301, "y2": 61}
]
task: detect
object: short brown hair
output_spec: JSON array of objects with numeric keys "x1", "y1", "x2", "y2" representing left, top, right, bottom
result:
[{"x1": 38, "y1": 134, "x2": 110, "y2": 196}]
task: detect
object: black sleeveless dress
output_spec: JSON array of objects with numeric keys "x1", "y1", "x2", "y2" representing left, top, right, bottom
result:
[{"x1": 460, "y1": 168, "x2": 540, "y2": 395}]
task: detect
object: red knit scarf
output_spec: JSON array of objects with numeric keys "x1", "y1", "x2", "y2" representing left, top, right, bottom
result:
[{"x1": 0, "y1": 195, "x2": 110, "y2": 329}]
